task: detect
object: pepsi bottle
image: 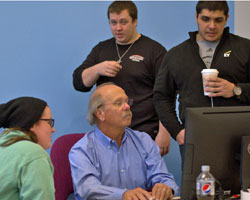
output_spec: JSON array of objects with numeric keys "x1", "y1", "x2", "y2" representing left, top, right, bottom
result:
[{"x1": 196, "y1": 165, "x2": 215, "y2": 200}]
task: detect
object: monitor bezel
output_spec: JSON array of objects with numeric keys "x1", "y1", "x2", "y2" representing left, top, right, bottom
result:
[{"x1": 181, "y1": 106, "x2": 250, "y2": 200}]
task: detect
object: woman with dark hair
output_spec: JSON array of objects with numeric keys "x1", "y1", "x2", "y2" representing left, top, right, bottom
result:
[{"x1": 0, "y1": 96, "x2": 56, "y2": 200}]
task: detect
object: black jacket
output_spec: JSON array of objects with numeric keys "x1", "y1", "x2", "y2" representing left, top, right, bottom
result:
[
  {"x1": 154, "y1": 27, "x2": 250, "y2": 139},
  {"x1": 73, "y1": 35, "x2": 167, "y2": 139}
]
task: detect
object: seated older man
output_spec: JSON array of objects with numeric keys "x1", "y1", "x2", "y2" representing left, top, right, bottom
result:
[{"x1": 69, "y1": 83, "x2": 178, "y2": 200}]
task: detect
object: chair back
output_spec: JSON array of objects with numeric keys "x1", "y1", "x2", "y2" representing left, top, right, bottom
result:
[{"x1": 50, "y1": 133, "x2": 85, "y2": 200}]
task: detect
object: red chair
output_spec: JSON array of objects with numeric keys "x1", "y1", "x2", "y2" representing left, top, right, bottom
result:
[{"x1": 50, "y1": 133, "x2": 85, "y2": 200}]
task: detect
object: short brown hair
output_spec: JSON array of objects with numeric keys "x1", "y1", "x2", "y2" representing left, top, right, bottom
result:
[
  {"x1": 107, "y1": 1, "x2": 138, "y2": 22},
  {"x1": 196, "y1": 1, "x2": 229, "y2": 17}
]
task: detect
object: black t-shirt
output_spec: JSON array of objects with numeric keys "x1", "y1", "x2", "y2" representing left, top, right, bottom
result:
[{"x1": 73, "y1": 35, "x2": 167, "y2": 139}]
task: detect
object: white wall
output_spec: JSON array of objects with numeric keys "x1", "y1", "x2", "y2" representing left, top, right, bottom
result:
[{"x1": 235, "y1": 1, "x2": 250, "y2": 39}]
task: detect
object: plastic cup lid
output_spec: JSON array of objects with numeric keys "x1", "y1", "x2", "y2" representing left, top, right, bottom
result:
[{"x1": 201, "y1": 69, "x2": 219, "y2": 73}]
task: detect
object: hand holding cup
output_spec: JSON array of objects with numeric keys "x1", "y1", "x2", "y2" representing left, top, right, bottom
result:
[{"x1": 201, "y1": 69, "x2": 219, "y2": 96}]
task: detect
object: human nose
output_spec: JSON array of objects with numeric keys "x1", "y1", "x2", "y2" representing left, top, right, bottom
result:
[
  {"x1": 122, "y1": 102, "x2": 130, "y2": 110},
  {"x1": 51, "y1": 127, "x2": 56, "y2": 133},
  {"x1": 116, "y1": 22, "x2": 122, "y2": 30},
  {"x1": 208, "y1": 20, "x2": 216, "y2": 29}
]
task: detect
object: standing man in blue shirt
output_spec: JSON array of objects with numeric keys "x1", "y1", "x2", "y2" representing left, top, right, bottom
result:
[{"x1": 69, "y1": 83, "x2": 178, "y2": 200}]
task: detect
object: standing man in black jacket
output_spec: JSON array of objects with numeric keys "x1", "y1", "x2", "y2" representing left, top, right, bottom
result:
[
  {"x1": 73, "y1": 1, "x2": 171, "y2": 156},
  {"x1": 154, "y1": 0, "x2": 250, "y2": 156}
]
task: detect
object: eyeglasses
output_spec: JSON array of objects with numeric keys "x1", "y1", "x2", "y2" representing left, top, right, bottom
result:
[
  {"x1": 100, "y1": 98, "x2": 133, "y2": 108},
  {"x1": 39, "y1": 119, "x2": 55, "y2": 128}
]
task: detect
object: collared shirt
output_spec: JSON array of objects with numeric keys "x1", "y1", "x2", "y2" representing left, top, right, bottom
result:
[
  {"x1": 73, "y1": 35, "x2": 167, "y2": 139},
  {"x1": 69, "y1": 127, "x2": 178, "y2": 200}
]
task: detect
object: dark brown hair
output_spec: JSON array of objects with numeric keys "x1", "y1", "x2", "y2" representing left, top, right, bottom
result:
[
  {"x1": 107, "y1": 1, "x2": 137, "y2": 22},
  {"x1": 196, "y1": 1, "x2": 229, "y2": 17}
]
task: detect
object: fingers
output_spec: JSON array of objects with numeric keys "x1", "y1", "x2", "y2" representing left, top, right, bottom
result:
[
  {"x1": 152, "y1": 184, "x2": 173, "y2": 200},
  {"x1": 123, "y1": 188, "x2": 152, "y2": 200},
  {"x1": 155, "y1": 129, "x2": 171, "y2": 156},
  {"x1": 160, "y1": 148, "x2": 164, "y2": 156},
  {"x1": 204, "y1": 78, "x2": 234, "y2": 98},
  {"x1": 113, "y1": 61, "x2": 122, "y2": 70},
  {"x1": 204, "y1": 77, "x2": 220, "y2": 87},
  {"x1": 176, "y1": 131, "x2": 185, "y2": 145},
  {"x1": 160, "y1": 147, "x2": 168, "y2": 156},
  {"x1": 99, "y1": 61, "x2": 122, "y2": 77},
  {"x1": 154, "y1": 187, "x2": 166, "y2": 200},
  {"x1": 105, "y1": 68, "x2": 120, "y2": 77}
]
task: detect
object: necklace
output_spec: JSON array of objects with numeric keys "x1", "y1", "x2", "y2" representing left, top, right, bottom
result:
[{"x1": 115, "y1": 40, "x2": 135, "y2": 64}]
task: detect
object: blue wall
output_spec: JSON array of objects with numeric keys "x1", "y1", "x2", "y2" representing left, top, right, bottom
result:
[{"x1": 0, "y1": 1, "x2": 234, "y2": 192}]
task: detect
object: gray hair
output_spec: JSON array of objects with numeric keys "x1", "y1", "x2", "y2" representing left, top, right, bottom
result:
[
  {"x1": 87, "y1": 82, "x2": 116, "y2": 125},
  {"x1": 87, "y1": 94, "x2": 103, "y2": 125}
]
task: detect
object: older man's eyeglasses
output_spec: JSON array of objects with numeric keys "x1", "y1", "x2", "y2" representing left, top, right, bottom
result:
[
  {"x1": 100, "y1": 98, "x2": 133, "y2": 108},
  {"x1": 39, "y1": 119, "x2": 55, "y2": 128}
]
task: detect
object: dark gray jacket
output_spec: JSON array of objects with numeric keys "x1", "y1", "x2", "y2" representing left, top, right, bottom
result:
[{"x1": 154, "y1": 27, "x2": 250, "y2": 139}]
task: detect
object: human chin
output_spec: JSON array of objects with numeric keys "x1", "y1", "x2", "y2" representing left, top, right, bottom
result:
[
  {"x1": 115, "y1": 37, "x2": 126, "y2": 44},
  {"x1": 205, "y1": 31, "x2": 222, "y2": 41},
  {"x1": 202, "y1": 34, "x2": 218, "y2": 42},
  {"x1": 124, "y1": 118, "x2": 131, "y2": 127},
  {"x1": 114, "y1": 32, "x2": 124, "y2": 40},
  {"x1": 116, "y1": 34, "x2": 131, "y2": 44},
  {"x1": 38, "y1": 139, "x2": 51, "y2": 150},
  {"x1": 43, "y1": 141, "x2": 51, "y2": 150}
]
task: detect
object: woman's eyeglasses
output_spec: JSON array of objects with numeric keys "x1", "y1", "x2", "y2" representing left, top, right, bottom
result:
[{"x1": 39, "y1": 119, "x2": 55, "y2": 128}]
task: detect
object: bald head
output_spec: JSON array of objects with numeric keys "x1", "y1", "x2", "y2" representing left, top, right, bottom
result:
[{"x1": 94, "y1": 83, "x2": 126, "y2": 101}]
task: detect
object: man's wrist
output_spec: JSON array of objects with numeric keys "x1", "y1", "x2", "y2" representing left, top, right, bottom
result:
[{"x1": 233, "y1": 84, "x2": 242, "y2": 98}]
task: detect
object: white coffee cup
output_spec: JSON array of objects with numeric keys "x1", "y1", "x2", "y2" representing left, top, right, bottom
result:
[
  {"x1": 201, "y1": 69, "x2": 219, "y2": 96},
  {"x1": 241, "y1": 189, "x2": 250, "y2": 200}
]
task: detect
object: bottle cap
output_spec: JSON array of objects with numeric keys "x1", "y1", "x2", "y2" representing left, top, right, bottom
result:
[{"x1": 201, "y1": 165, "x2": 210, "y2": 172}]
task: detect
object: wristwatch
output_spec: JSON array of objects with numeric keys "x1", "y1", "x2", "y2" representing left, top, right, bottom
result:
[{"x1": 233, "y1": 85, "x2": 242, "y2": 97}]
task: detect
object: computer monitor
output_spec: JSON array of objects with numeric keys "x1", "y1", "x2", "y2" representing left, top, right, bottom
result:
[{"x1": 181, "y1": 106, "x2": 250, "y2": 200}]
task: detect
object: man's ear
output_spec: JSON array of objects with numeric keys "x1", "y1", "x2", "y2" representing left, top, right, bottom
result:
[
  {"x1": 225, "y1": 14, "x2": 229, "y2": 22},
  {"x1": 95, "y1": 108, "x2": 105, "y2": 122},
  {"x1": 195, "y1": 12, "x2": 198, "y2": 24},
  {"x1": 133, "y1": 18, "x2": 138, "y2": 26}
]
